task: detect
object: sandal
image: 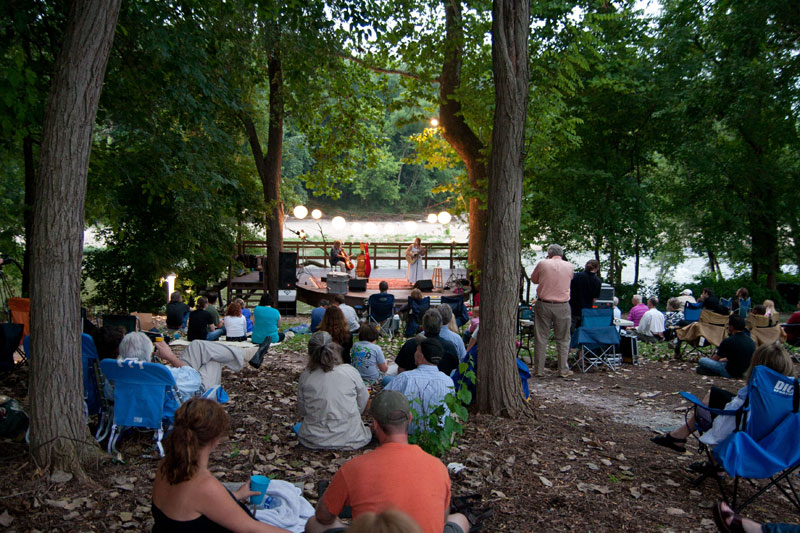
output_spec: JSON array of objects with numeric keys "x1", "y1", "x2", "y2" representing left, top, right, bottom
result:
[
  {"x1": 712, "y1": 501, "x2": 745, "y2": 533},
  {"x1": 689, "y1": 460, "x2": 724, "y2": 478},
  {"x1": 650, "y1": 433, "x2": 687, "y2": 453}
]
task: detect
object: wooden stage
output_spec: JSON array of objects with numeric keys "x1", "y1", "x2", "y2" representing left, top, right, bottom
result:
[{"x1": 228, "y1": 267, "x2": 470, "y2": 308}]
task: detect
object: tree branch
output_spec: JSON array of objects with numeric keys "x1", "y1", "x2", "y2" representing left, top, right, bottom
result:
[{"x1": 337, "y1": 52, "x2": 437, "y2": 83}]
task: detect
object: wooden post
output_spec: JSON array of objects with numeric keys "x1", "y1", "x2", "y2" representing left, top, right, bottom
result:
[{"x1": 450, "y1": 241, "x2": 454, "y2": 269}]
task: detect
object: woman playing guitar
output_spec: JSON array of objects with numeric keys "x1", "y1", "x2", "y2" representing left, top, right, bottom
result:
[{"x1": 405, "y1": 237, "x2": 427, "y2": 284}]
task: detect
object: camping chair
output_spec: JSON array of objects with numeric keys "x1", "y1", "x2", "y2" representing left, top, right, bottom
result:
[
  {"x1": 737, "y1": 297, "x2": 752, "y2": 318},
  {"x1": 701, "y1": 366, "x2": 800, "y2": 512},
  {"x1": 404, "y1": 296, "x2": 430, "y2": 338},
  {"x1": 746, "y1": 313, "x2": 786, "y2": 348},
  {"x1": 99, "y1": 358, "x2": 182, "y2": 457},
  {"x1": 100, "y1": 314, "x2": 138, "y2": 334},
  {"x1": 452, "y1": 344, "x2": 530, "y2": 402},
  {"x1": 683, "y1": 301, "x2": 703, "y2": 324},
  {"x1": 517, "y1": 303, "x2": 534, "y2": 362},
  {"x1": 441, "y1": 295, "x2": 470, "y2": 328},
  {"x1": 569, "y1": 308, "x2": 621, "y2": 373},
  {"x1": 7, "y1": 297, "x2": 30, "y2": 363},
  {"x1": 675, "y1": 308, "x2": 729, "y2": 359},
  {"x1": 0, "y1": 323, "x2": 24, "y2": 370},
  {"x1": 367, "y1": 293, "x2": 396, "y2": 338},
  {"x1": 91, "y1": 358, "x2": 113, "y2": 443}
]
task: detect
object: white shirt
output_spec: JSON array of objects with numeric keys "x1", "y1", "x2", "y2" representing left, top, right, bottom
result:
[
  {"x1": 638, "y1": 307, "x2": 665, "y2": 336},
  {"x1": 223, "y1": 315, "x2": 247, "y2": 338},
  {"x1": 339, "y1": 304, "x2": 361, "y2": 332}
]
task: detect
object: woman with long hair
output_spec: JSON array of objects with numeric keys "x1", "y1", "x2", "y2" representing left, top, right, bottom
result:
[
  {"x1": 151, "y1": 398, "x2": 287, "y2": 532},
  {"x1": 296, "y1": 331, "x2": 371, "y2": 450},
  {"x1": 318, "y1": 306, "x2": 352, "y2": 364},
  {"x1": 223, "y1": 302, "x2": 248, "y2": 342}
]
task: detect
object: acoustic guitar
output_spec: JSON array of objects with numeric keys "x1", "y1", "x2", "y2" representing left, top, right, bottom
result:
[{"x1": 405, "y1": 246, "x2": 427, "y2": 266}]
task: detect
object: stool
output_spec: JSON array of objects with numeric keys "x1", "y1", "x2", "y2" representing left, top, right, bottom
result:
[{"x1": 431, "y1": 267, "x2": 443, "y2": 288}]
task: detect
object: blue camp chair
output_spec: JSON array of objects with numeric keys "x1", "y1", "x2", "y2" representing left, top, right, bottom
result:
[
  {"x1": 100, "y1": 359, "x2": 181, "y2": 457},
  {"x1": 683, "y1": 301, "x2": 703, "y2": 323},
  {"x1": 404, "y1": 297, "x2": 430, "y2": 337},
  {"x1": 441, "y1": 295, "x2": 470, "y2": 328},
  {"x1": 737, "y1": 297, "x2": 752, "y2": 318},
  {"x1": 570, "y1": 308, "x2": 621, "y2": 372},
  {"x1": 452, "y1": 344, "x2": 530, "y2": 401},
  {"x1": 367, "y1": 293, "x2": 396, "y2": 338},
  {"x1": 681, "y1": 366, "x2": 800, "y2": 512}
]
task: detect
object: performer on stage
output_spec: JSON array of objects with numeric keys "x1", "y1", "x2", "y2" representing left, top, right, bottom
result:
[
  {"x1": 405, "y1": 237, "x2": 426, "y2": 284},
  {"x1": 330, "y1": 240, "x2": 354, "y2": 275}
]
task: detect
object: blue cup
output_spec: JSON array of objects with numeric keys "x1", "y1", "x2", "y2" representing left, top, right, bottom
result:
[{"x1": 249, "y1": 475, "x2": 270, "y2": 506}]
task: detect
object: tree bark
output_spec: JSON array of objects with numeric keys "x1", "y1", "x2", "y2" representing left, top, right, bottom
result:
[
  {"x1": 29, "y1": 0, "x2": 120, "y2": 476},
  {"x1": 439, "y1": 0, "x2": 487, "y2": 278},
  {"x1": 476, "y1": 0, "x2": 531, "y2": 417},
  {"x1": 23, "y1": 135, "x2": 35, "y2": 297}
]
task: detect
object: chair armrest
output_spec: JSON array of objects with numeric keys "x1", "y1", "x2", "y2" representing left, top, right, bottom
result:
[{"x1": 680, "y1": 391, "x2": 740, "y2": 417}]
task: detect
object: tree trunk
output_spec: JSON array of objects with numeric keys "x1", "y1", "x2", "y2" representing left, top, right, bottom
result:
[
  {"x1": 476, "y1": 0, "x2": 531, "y2": 417},
  {"x1": 749, "y1": 211, "x2": 779, "y2": 289},
  {"x1": 23, "y1": 135, "x2": 35, "y2": 297},
  {"x1": 633, "y1": 238, "x2": 640, "y2": 285},
  {"x1": 29, "y1": 0, "x2": 120, "y2": 477},
  {"x1": 439, "y1": 0, "x2": 487, "y2": 279}
]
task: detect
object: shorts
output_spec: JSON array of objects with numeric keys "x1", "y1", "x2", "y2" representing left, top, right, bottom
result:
[{"x1": 708, "y1": 386, "x2": 735, "y2": 410}]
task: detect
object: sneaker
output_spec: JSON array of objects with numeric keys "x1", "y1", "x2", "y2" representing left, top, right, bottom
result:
[{"x1": 650, "y1": 433, "x2": 687, "y2": 453}]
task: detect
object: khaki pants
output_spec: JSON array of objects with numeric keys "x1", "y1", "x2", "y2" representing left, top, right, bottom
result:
[
  {"x1": 533, "y1": 301, "x2": 571, "y2": 375},
  {"x1": 179, "y1": 340, "x2": 258, "y2": 391}
]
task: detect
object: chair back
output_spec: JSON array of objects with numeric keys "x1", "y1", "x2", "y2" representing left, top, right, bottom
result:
[
  {"x1": 683, "y1": 302, "x2": 703, "y2": 323},
  {"x1": 746, "y1": 313, "x2": 771, "y2": 330},
  {"x1": 81, "y1": 334, "x2": 102, "y2": 415},
  {"x1": 8, "y1": 297, "x2": 30, "y2": 342},
  {"x1": 100, "y1": 359, "x2": 180, "y2": 428},
  {"x1": 738, "y1": 298, "x2": 752, "y2": 317},
  {"x1": 720, "y1": 297, "x2": 732, "y2": 311},
  {"x1": 700, "y1": 308, "x2": 730, "y2": 327},
  {"x1": 368, "y1": 293, "x2": 395, "y2": 322},
  {"x1": 101, "y1": 314, "x2": 138, "y2": 334},
  {"x1": 582, "y1": 307, "x2": 614, "y2": 328},
  {"x1": 410, "y1": 297, "x2": 431, "y2": 322},
  {"x1": 744, "y1": 365, "x2": 799, "y2": 442},
  {"x1": 441, "y1": 295, "x2": 470, "y2": 327},
  {"x1": 131, "y1": 312, "x2": 156, "y2": 331}
]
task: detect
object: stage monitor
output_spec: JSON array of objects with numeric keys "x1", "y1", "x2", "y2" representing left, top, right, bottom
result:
[
  {"x1": 413, "y1": 279, "x2": 434, "y2": 292},
  {"x1": 348, "y1": 279, "x2": 367, "y2": 292}
]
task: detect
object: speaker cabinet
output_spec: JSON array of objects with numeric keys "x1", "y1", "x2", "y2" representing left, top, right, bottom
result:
[
  {"x1": 278, "y1": 251, "x2": 297, "y2": 290},
  {"x1": 276, "y1": 300, "x2": 296, "y2": 316},
  {"x1": 348, "y1": 278, "x2": 367, "y2": 292},
  {"x1": 413, "y1": 279, "x2": 434, "y2": 292}
]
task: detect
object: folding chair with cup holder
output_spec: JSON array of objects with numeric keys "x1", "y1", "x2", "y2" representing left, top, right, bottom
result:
[
  {"x1": 570, "y1": 308, "x2": 621, "y2": 372},
  {"x1": 367, "y1": 293, "x2": 396, "y2": 339},
  {"x1": 441, "y1": 294, "x2": 470, "y2": 328},
  {"x1": 746, "y1": 313, "x2": 785, "y2": 348},
  {"x1": 404, "y1": 296, "x2": 430, "y2": 338},
  {"x1": 675, "y1": 308, "x2": 729, "y2": 360}
]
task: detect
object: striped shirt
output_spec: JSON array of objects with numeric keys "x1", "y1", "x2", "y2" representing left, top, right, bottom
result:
[{"x1": 385, "y1": 364, "x2": 454, "y2": 434}]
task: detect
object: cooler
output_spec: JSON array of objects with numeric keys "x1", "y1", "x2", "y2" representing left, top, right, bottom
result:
[
  {"x1": 326, "y1": 272, "x2": 349, "y2": 295},
  {"x1": 620, "y1": 329, "x2": 638, "y2": 365}
]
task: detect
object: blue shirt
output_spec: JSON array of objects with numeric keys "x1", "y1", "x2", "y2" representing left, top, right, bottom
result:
[
  {"x1": 438, "y1": 327, "x2": 466, "y2": 362},
  {"x1": 252, "y1": 305, "x2": 281, "y2": 344},
  {"x1": 310, "y1": 306, "x2": 326, "y2": 332},
  {"x1": 241, "y1": 308, "x2": 254, "y2": 333},
  {"x1": 385, "y1": 364, "x2": 453, "y2": 433}
]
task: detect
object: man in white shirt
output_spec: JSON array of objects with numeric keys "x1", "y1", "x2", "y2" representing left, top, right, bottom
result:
[
  {"x1": 333, "y1": 294, "x2": 361, "y2": 333},
  {"x1": 637, "y1": 297, "x2": 665, "y2": 343}
]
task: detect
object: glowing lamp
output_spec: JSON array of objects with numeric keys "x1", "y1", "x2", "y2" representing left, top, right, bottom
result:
[
  {"x1": 331, "y1": 216, "x2": 346, "y2": 230},
  {"x1": 293, "y1": 205, "x2": 308, "y2": 219},
  {"x1": 437, "y1": 211, "x2": 452, "y2": 224},
  {"x1": 311, "y1": 209, "x2": 322, "y2": 220},
  {"x1": 426, "y1": 213, "x2": 438, "y2": 224}
]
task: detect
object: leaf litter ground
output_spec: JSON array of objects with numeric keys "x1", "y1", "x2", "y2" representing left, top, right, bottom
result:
[{"x1": 1, "y1": 319, "x2": 798, "y2": 532}]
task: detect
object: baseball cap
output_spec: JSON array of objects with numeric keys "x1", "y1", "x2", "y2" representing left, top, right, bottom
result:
[
  {"x1": 418, "y1": 336, "x2": 443, "y2": 364},
  {"x1": 369, "y1": 390, "x2": 410, "y2": 425},
  {"x1": 681, "y1": 289, "x2": 693, "y2": 296}
]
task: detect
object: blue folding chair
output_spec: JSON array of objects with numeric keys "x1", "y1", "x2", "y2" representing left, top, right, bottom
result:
[
  {"x1": 100, "y1": 359, "x2": 182, "y2": 457},
  {"x1": 683, "y1": 302, "x2": 703, "y2": 323},
  {"x1": 404, "y1": 296, "x2": 430, "y2": 337},
  {"x1": 737, "y1": 297, "x2": 752, "y2": 318},
  {"x1": 452, "y1": 344, "x2": 530, "y2": 402},
  {"x1": 570, "y1": 308, "x2": 621, "y2": 372},
  {"x1": 441, "y1": 295, "x2": 470, "y2": 328},
  {"x1": 367, "y1": 293, "x2": 396, "y2": 338}
]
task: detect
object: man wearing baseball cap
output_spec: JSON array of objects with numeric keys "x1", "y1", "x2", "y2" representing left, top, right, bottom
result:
[{"x1": 304, "y1": 390, "x2": 469, "y2": 533}]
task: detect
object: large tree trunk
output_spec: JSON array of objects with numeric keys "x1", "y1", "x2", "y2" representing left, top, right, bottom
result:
[
  {"x1": 29, "y1": 0, "x2": 120, "y2": 476},
  {"x1": 23, "y1": 135, "x2": 36, "y2": 297},
  {"x1": 439, "y1": 0, "x2": 487, "y2": 279},
  {"x1": 750, "y1": 211, "x2": 779, "y2": 290},
  {"x1": 476, "y1": 0, "x2": 530, "y2": 417}
]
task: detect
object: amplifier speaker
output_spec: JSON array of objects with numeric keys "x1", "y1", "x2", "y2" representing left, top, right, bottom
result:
[
  {"x1": 348, "y1": 278, "x2": 367, "y2": 292},
  {"x1": 413, "y1": 279, "x2": 434, "y2": 292},
  {"x1": 278, "y1": 251, "x2": 297, "y2": 290},
  {"x1": 276, "y1": 300, "x2": 296, "y2": 317}
]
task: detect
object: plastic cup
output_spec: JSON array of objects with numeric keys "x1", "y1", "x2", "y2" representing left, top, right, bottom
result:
[{"x1": 249, "y1": 475, "x2": 270, "y2": 506}]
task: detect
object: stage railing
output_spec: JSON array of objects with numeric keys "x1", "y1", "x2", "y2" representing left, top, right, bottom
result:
[{"x1": 236, "y1": 240, "x2": 469, "y2": 270}]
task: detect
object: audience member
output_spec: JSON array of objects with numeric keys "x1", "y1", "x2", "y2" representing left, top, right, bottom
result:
[
  {"x1": 394, "y1": 310, "x2": 459, "y2": 375},
  {"x1": 663, "y1": 297, "x2": 684, "y2": 341},
  {"x1": 151, "y1": 399, "x2": 287, "y2": 532},
  {"x1": 234, "y1": 298, "x2": 254, "y2": 334},
  {"x1": 310, "y1": 299, "x2": 329, "y2": 333},
  {"x1": 166, "y1": 291, "x2": 190, "y2": 330},
  {"x1": 206, "y1": 293, "x2": 225, "y2": 333},
  {"x1": 252, "y1": 293, "x2": 285, "y2": 345},
  {"x1": 569, "y1": 259, "x2": 602, "y2": 330},
  {"x1": 531, "y1": 244, "x2": 574, "y2": 378},
  {"x1": 385, "y1": 336, "x2": 454, "y2": 434},
  {"x1": 319, "y1": 306, "x2": 353, "y2": 364},
  {"x1": 348, "y1": 510, "x2": 423, "y2": 533},
  {"x1": 462, "y1": 306, "x2": 479, "y2": 345},
  {"x1": 188, "y1": 297, "x2": 222, "y2": 342},
  {"x1": 676, "y1": 288, "x2": 696, "y2": 306},
  {"x1": 304, "y1": 390, "x2": 470, "y2": 533},
  {"x1": 332, "y1": 294, "x2": 360, "y2": 334},
  {"x1": 712, "y1": 500, "x2": 798, "y2": 533},
  {"x1": 296, "y1": 331, "x2": 371, "y2": 450},
  {"x1": 637, "y1": 297, "x2": 665, "y2": 343},
  {"x1": 627, "y1": 295, "x2": 649, "y2": 328},
  {"x1": 786, "y1": 301, "x2": 800, "y2": 346},
  {"x1": 730, "y1": 287, "x2": 749, "y2": 313},
  {"x1": 763, "y1": 299, "x2": 778, "y2": 321},
  {"x1": 612, "y1": 297, "x2": 622, "y2": 331},
  {"x1": 223, "y1": 301, "x2": 248, "y2": 342},
  {"x1": 437, "y1": 304, "x2": 466, "y2": 362},
  {"x1": 700, "y1": 288, "x2": 729, "y2": 315},
  {"x1": 351, "y1": 324, "x2": 388, "y2": 383},
  {"x1": 696, "y1": 314, "x2": 755, "y2": 379}
]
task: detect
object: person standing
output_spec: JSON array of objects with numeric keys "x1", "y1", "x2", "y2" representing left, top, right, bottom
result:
[
  {"x1": 405, "y1": 237, "x2": 426, "y2": 284},
  {"x1": 569, "y1": 259, "x2": 601, "y2": 330},
  {"x1": 531, "y1": 244, "x2": 574, "y2": 378}
]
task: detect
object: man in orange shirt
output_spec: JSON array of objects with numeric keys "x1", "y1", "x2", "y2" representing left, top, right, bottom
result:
[
  {"x1": 304, "y1": 390, "x2": 470, "y2": 533},
  {"x1": 531, "y1": 244, "x2": 574, "y2": 378}
]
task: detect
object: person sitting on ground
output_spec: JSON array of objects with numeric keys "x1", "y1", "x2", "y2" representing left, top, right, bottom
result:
[
  {"x1": 166, "y1": 291, "x2": 190, "y2": 331},
  {"x1": 188, "y1": 297, "x2": 223, "y2": 342},
  {"x1": 663, "y1": 297, "x2": 684, "y2": 341},
  {"x1": 296, "y1": 331, "x2": 371, "y2": 450},
  {"x1": 700, "y1": 287, "x2": 729, "y2": 315},
  {"x1": 92, "y1": 326, "x2": 125, "y2": 360},
  {"x1": 731, "y1": 287, "x2": 749, "y2": 313},
  {"x1": 206, "y1": 293, "x2": 225, "y2": 336},
  {"x1": 304, "y1": 389, "x2": 470, "y2": 533},
  {"x1": 385, "y1": 336, "x2": 455, "y2": 434},
  {"x1": 252, "y1": 293, "x2": 285, "y2": 345},
  {"x1": 752, "y1": 304, "x2": 766, "y2": 316},
  {"x1": 462, "y1": 305, "x2": 479, "y2": 345},
  {"x1": 351, "y1": 323, "x2": 388, "y2": 384},
  {"x1": 712, "y1": 500, "x2": 798, "y2": 533},
  {"x1": 626, "y1": 294, "x2": 649, "y2": 328},
  {"x1": 651, "y1": 344, "x2": 793, "y2": 456},
  {"x1": 310, "y1": 299, "x2": 329, "y2": 333},
  {"x1": 318, "y1": 305, "x2": 353, "y2": 364},
  {"x1": 637, "y1": 297, "x2": 665, "y2": 343},
  {"x1": 394, "y1": 310, "x2": 459, "y2": 375},
  {"x1": 696, "y1": 314, "x2": 755, "y2": 379},
  {"x1": 348, "y1": 509, "x2": 423, "y2": 533},
  {"x1": 152, "y1": 398, "x2": 288, "y2": 533},
  {"x1": 612, "y1": 297, "x2": 622, "y2": 332},
  {"x1": 223, "y1": 301, "x2": 248, "y2": 342},
  {"x1": 763, "y1": 299, "x2": 778, "y2": 321},
  {"x1": 676, "y1": 288, "x2": 696, "y2": 306},
  {"x1": 437, "y1": 305, "x2": 466, "y2": 362},
  {"x1": 235, "y1": 298, "x2": 254, "y2": 334},
  {"x1": 331, "y1": 294, "x2": 360, "y2": 334},
  {"x1": 785, "y1": 301, "x2": 800, "y2": 346}
]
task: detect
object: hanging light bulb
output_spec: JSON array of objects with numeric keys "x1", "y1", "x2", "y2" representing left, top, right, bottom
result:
[
  {"x1": 437, "y1": 211, "x2": 452, "y2": 224},
  {"x1": 426, "y1": 213, "x2": 438, "y2": 224},
  {"x1": 293, "y1": 205, "x2": 308, "y2": 219},
  {"x1": 311, "y1": 209, "x2": 322, "y2": 220},
  {"x1": 331, "y1": 216, "x2": 346, "y2": 230}
]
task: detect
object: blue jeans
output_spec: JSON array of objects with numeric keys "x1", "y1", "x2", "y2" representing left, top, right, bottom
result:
[
  {"x1": 697, "y1": 357, "x2": 731, "y2": 378},
  {"x1": 206, "y1": 327, "x2": 225, "y2": 341},
  {"x1": 181, "y1": 312, "x2": 190, "y2": 329}
]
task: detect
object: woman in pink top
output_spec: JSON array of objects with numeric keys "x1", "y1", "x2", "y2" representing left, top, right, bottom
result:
[{"x1": 627, "y1": 294, "x2": 649, "y2": 327}]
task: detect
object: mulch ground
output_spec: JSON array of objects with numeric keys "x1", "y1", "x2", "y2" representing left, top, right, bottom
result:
[{"x1": 1, "y1": 318, "x2": 798, "y2": 532}]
